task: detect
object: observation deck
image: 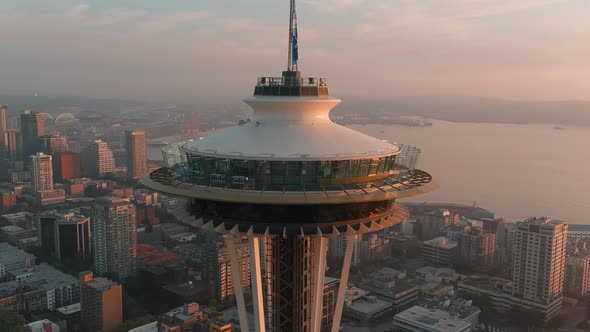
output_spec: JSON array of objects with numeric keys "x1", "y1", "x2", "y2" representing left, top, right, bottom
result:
[
  {"x1": 254, "y1": 76, "x2": 329, "y2": 97},
  {"x1": 143, "y1": 165, "x2": 438, "y2": 205},
  {"x1": 253, "y1": 70, "x2": 328, "y2": 97}
]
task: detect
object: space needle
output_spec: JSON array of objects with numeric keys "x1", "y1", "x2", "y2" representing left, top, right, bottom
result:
[{"x1": 141, "y1": 0, "x2": 439, "y2": 331}]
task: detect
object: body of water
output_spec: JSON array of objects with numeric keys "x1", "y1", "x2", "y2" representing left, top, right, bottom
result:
[{"x1": 352, "y1": 121, "x2": 590, "y2": 224}]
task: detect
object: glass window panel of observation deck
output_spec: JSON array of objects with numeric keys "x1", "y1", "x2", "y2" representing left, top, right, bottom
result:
[
  {"x1": 176, "y1": 155, "x2": 403, "y2": 189},
  {"x1": 380, "y1": 157, "x2": 387, "y2": 173},
  {"x1": 348, "y1": 160, "x2": 361, "y2": 177},
  {"x1": 202, "y1": 157, "x2": 216, "y2": 175},
  {"x1": 216, "y1": 159, "x2": 229, "y2": 174},
  {"x1": 270, "y1": 161, "x2": 286, "y2": 185},
  {"x1": 255, "y1": 161, "x2": 270, "y2": 188},
  {"x1": 332, "y1": 160, "x2": 348, "y2": 178},
  {"x1": 319, "y1": 161, "x2": 331, "y2": 178},
  {"x1": 285, "y1": 162, "x2": 301, "y2": 185},
  {"x1": 230, "y1": 159, "x2": 253, "y2": 177},
  {"x1": 300, "y1": 161, "x2": 318, "y2": 185},
  {"x1": 369, "y1": 158, "x2": 381, "y2": 175},
  {"x1": 358, "y1": 159, "x2": 371, "y2": 176}
]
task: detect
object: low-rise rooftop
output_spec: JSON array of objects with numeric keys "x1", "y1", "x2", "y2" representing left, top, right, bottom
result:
[
  {"x1": 0, "y1": 225, "x2": 25, "y2": 234},
  {"x1": 0, "y1": 243, "x2": 35, "y2": 266},
  {"x1": 419, "y1": 296, "x2": 481, "y2": 320},
  {"x1": 359, "y1": 277, "x2": 419, "y2": 302},
  {"x1": 86, "y1": 277, "x2": 119, "y2": 291},
  {"x1": 394, "y1": 305, "x2": 471, "y2": 332},
  {"x1": 8, "y1": 263, "x2": 78, "y2": 290},
  {"x1": 0, "y1": 212, "x2": 34, "y2": 223},
  {"x1": 459, "y1": 274, "x2": 513, "y2": 296},
  {"x1": 28, "y1": 319, "x2": 61, "y2": 332},
  {"x1": 423, "y1": 237, "x2": 458, "y2": 249},
  {"x1": 57, "y1": 302, "x2": 81, "y2": 315},
  {"x1": 162, "y1": 303, "x2": 202, "y2": 323},
  {"x1": 415, "y1": 266, "x2": 464, "y2": 282},
  {"x1": 344, "y1": 287, "x2": 370, "y2": 303},
  {"x1": 40, "y1": 210, "x2": 89, "y2": 224},
  {"x1": 129, "y1": 322, "x2": 158, "y2": 332},
  {"x1": 347, "y1": 295, "x2": 392, "y2": 316}
]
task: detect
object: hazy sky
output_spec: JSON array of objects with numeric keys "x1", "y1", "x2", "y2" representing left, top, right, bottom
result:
[{"x1": 0, "y1": 0, "x2": 588, "y2": 101}]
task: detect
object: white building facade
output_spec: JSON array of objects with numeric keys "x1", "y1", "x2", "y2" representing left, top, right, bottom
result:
[{"x1": 30, "y1": 152, "x2": 53, "y2": 192}]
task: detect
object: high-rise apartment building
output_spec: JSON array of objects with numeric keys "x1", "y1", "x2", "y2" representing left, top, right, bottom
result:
[
  {"x1": 52, "y1": 152, "x2": 81, "y2": 182},
  {"x1": 512, "y1": 217, "x2": 567, "y2": 320},
  {"x1": 456, "y1": 227, "x2": 496, "y2": 270},
  {"x1": 0, "y1": 129, "x2": 19, "y2": 161},
  {"x1": 20, "y1": 110, "x2": 44, "y2": 158},
  {"x1": 0, "y1": 105, "x2": 7, "y2": 131},
  {"x1": 0, "y1": 189, "x2": 17, "y2": 211},
  {"x1": 36, "y1": 134, "x2": 68, "y2": 154},
  {"x1": 565, "y1": 249, "x2": 590, "y2": 298},
  {"x1": 125, "y1": 131, "x2": 147, "y2": 180},
  {"x1": 496, "y1": 218, "x2": 516, "y2": 265},
  {"x1": 322, "y1": 278, "x2": 337, "y2": 331},
  {"x1": 418, "y1": 209, "x2": 459, "y2": 240},
  {"x1": 482, "y1": 217, "x2": 510, "y2": 234},
  {"x1": 30, "y1": 152, "x2": 53, "y2": 192},
  {"x1": 39, "y1": 210, "x2": 91, "y2": 262},
  {"x1": 79, "y1": 271, "x2": 123, "y2": 332},
  {"x1": 422, "y1": 237, "x2": 458, "y2": 267},
  {"x1": 82, "y1": 140, "x2": 115, "y2": 178},
  {"x1": 359, "y1": 233, "x2": 392, "y2": 262},
  {"x1": 328, "y1": 235, "x2": 361, "y2": 267},
  {"x1": 203, "y1": 235, "x2": 251, "y2": 301},
  {"x1": 0, "y1": 105, "x2": 12, "y2": 163},
  {"x1": 91, "y1": 197, "x2": 137, "y2": 279}
]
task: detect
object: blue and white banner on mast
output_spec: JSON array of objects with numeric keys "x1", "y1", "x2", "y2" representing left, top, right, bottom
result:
[
  {"x1": 289, "y1": 0, "x2": 299, "y2": 71},
  {"x1": 292, "y1": 0, "x2": 299, "y2": 68}
]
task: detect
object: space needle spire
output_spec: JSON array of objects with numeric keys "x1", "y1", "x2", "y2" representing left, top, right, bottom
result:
[{"x1": 288, "y1": 0, "x2": 299, "y2": 72}]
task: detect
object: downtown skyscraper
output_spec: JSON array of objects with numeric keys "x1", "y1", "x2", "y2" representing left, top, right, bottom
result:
[
  {"x1": 0, "y1": 105, "x2": 6, "y2": 131},
  {"x1": 36, "y1": 134, "x2": 68, "y2": 154},
  {"x1": 20, "y1": 110, "x2": 45, "y2": 158},
  {"x1": 512, "y1": 217, "x2": 567, "y2": 321},
  {"x1": 91, "y1": 197, "x2": 137, "y2": 279},
  {"x1": 30, "y1": 152, "x2": 53, "y2": 192},
  {"x1": 79, "y1": 271, "x2": 123, "y2": 332},
  {"x1": 52, "y1": 152, "x2": 81, "y2": 182},
  {"x1": 82, "y1": 140, "x2": 115, "y2": 178},
  {"x1": 0, "y1": 129, "x2": 18, "y2": 161},
  {"x1": 125, "y1": 130, "x2": 147, "y2": 180}
]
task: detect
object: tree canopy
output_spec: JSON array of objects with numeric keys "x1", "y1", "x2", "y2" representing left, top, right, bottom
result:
[{"x1": 0, "y1": 311, "x2": 30, "y2": 332}]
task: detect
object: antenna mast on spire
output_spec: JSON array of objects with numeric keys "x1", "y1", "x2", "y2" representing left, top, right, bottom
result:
[{"x1": 287, "y1": 0, "x2": 299, "y2": 72}]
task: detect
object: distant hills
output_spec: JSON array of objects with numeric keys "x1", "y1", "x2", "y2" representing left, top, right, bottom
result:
[
  {"x1": 2, "y1": 94, "x2": 590, "y2": 127},
  {"x1": 336, "y1": 95, "x2": 590, "y2": 127},
  {"x1": 0, "y1": 95, "x2": 145, "y2": 115}
]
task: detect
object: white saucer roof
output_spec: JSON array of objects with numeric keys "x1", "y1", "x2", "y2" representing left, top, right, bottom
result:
[{"x1": 182, "y1": 96, "x2": 400, "y2": 161}]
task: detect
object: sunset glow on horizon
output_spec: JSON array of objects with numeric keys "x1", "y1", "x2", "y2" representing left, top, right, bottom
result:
[{"x1": 0, "y1": 0, "x2": 588, "y2": 101}]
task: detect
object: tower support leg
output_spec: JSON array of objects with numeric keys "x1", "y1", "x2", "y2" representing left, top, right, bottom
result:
[
  {"x1": 226, "y1": 235, "x2": 250, "y2": 332},
  {"x1": 311, "y1": 236, "x2": 328, "y2": 332},
  {"x1": 249, "y1": 236, "x2": 266, "y2": 332},
  {"x1": 331, "y1": 235, "x2": 355, "y2": 332}
]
